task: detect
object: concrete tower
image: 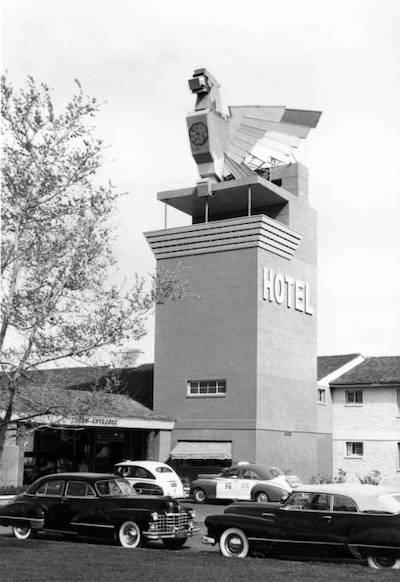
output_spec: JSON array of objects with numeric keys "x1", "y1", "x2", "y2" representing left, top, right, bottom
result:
[{"x1": 145, "y1": 69, "x2": 331, "y2": 479}]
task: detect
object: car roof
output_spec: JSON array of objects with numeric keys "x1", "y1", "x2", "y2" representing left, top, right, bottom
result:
[
  {"x1": 114, "y1": 460, "x2": 171, "y2": 469},
  {"x1": 232, "y1": 463, "x2": 281, "y2": 473},
  {"x1": 294, "y1": 483, "x2": 400, "y2": 512},
  {"x1": 36, "y1": 472, "x2": 118, "y2": 481}
]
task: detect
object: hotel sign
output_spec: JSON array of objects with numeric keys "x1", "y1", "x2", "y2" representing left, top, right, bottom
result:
[{"x1": 263, "y1": 268, "x2": 313, "y2": 315}]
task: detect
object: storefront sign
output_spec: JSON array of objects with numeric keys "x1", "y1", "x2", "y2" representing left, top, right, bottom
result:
[
  {"x1": 67, "y1": 416, "x2": 119, "y2": 427},
  {"x1": 262, "y1": 268, "x2": 313, "y2": 315}
]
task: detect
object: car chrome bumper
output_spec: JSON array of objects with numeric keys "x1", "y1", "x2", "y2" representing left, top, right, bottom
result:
[
  {"x1": 143, "y1": 524, "x2": 200, "y2": 540},
  {"x1": 202, "y1": 535, "x2": 216, "y2": 545}
]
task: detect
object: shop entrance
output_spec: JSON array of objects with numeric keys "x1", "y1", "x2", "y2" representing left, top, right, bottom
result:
[{"x1": 24, "y1": 425, "x2": 150, "y2": 483}]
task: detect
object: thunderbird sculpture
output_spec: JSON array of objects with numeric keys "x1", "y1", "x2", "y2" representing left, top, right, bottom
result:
[{"x1": 186, "y1": 68, "x2": 321, "y2": 184}]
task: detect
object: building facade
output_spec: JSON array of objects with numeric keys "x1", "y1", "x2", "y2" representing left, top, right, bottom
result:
[{"x1": 330, "y1": 356, "x2": 400, "y2": 485}]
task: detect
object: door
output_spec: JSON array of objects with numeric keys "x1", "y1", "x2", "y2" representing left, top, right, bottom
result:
[
  {"x1": 34, "y1": 478, "x2": 68, "y2": 530},
  {"x1": 216, "y1": 468, "x2": 240, "y2": 499}
]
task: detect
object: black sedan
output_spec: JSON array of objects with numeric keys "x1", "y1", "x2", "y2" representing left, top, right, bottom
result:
[
  {"x1": 203, "y1": 484, "x2": 400, "y2": 569},
  {"x1": 0, "y1": 472, "x2": 198, "y2": 549}
]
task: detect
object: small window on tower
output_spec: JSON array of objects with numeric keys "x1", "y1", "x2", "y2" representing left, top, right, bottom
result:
[
  {"x1": 317, "y1": 389, "x2": 326, "y2": 404},
  {"x1": 187, "y1": 380, "x2": 227, "y2": 397}
]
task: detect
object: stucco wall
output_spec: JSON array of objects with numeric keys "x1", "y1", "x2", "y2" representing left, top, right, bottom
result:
[{"x1": 332, "y1": 386, "x2": 400, "y2": 483}]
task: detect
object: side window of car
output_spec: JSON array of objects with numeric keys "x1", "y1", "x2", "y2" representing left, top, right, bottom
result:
[
  {"x1": 241, "y1": 470, "x2": 258, "y2": 480},
  {"x1": 283, "y1": 492, "x2": 313, "y2": 510},
  {"x1": 66, "y1": 481, "x2": 93, "y2": 497},
  {"x1": 333, "y1": 495, "x2": 358, "y2": 512},
  {"x1": 220, "y1": 468, "x2": 231, "y2": 478},
  {"x1": 226, "y1": 469, "x2": 239, "y2": 478},
  {"x1": 131, "y1": 467, "x2": 155, "y2": 480},
  {"x1": 36, "y1": 480, "x2": 65, "y2": 496},
  {"x1": 310, "y1": 494, "x2": 331, "y2": 511}
]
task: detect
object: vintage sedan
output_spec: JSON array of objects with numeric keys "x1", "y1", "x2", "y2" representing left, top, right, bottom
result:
[
  {"x1": 0, "y1": 472, "x2": 198, "y2": 549},
  {"x1": 203, "y1": 484, "x2": 400, "y2": 569},
  {"x1": 190, "y1": 463, "x2": 294, "y2": 503},
  {"x1": 114, "y1": 460, "x2": 186, "y2": 498}
]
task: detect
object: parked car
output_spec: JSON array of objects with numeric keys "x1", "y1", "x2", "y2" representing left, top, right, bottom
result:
[
  {"x1": 113, "y1": 461, "x2": 186, "y2": 498},
  {"x1": 0, "y1": 472, "x2": 198, "y2": 549},
  {"x1": 203, "y1": 483, "x2": 400, "y2": 569},
  {"x1": 190, "y1": 463, "x2": 294, "y2": 503}
]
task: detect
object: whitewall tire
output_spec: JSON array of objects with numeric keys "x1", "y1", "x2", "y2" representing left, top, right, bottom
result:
[
  {"x1": 255, "y1": 491, "x2": 269, "y2": 503},
  {"x1": 220, "y1": 528, "x2": 249, "y2": 558},
  {"x1": 12, "y1": 525, "x2": 36, "y2": 540},
  {"x1": 118, "y1": 521, "x2": 141, "y2": 548},
  {"x1": 193, "y1": 488, "x2": 207, "y2": 504},
  {"x1": 367, "y1": 555, "x2": 400, "y2": 569}
]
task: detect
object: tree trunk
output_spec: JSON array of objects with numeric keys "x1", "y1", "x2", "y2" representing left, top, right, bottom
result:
[{"x1": 0, "y1": 381, "x2": 17, "y2": 470}]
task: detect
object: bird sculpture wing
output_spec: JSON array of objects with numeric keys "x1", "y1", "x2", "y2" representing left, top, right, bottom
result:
[{"x1": 226, "y1": 106, "x2": 322, "y2": 165}]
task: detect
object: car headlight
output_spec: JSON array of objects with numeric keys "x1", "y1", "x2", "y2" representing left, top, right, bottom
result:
[
  {"x1": 151, "y1": 512, "x2": 159, "y2": 521},
  {"x1": 187, "y1": 509, "x2": 196, "y2": 519}
]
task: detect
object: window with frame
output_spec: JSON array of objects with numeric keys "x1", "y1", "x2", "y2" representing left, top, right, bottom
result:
[
  {"x1": 333, "y1": 494, "x2": 358, "y2": 512},
  {"x1": 345, "y1": 390, "x2": 363, "y2": 404},
  {"x1": 66, "y1": 481, "x2": 96, "y2": 497},
  {"x1": 187, "y1": 379, "x2": 227, "y2": 397},
  {"x1": 317, "y1": 389, "x2": 326, "y2": 404},
  {"x1": 36, "y1": 479, "x2": 65, "y2": 497},
  {"x1": 346, "y1": 441, "x2": 363, "y2": 457}
]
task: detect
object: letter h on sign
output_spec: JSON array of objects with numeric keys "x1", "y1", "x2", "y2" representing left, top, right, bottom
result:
[{"x1": 263, "y1": 268, "x2": 275, "y2": 302}]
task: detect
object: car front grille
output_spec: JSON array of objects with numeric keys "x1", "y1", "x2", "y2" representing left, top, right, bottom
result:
[{"x1": 153, "y1": 512, "x2": 190, "y2": 532}]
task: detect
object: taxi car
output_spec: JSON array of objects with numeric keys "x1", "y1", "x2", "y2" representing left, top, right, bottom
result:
[
  {"x1": 0, "y1": 472, "x2": 198, "y2": 549},
  {"x1": 203, "y1": 483, "x2": 400, "y2": 569},
  {"x1": 190, "y1": 462, "x2": 295, "y2": 503},
  {"x1": 113, "y1": 460, "x2": 185, "y2": 498}
]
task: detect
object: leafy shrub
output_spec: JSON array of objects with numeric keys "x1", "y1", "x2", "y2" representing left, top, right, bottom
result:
[
  {"x1": 309, "y1": 468, "x2": 347, "y2": 484},
  {"x1": 357, "y1": 470, "x2": 381, "y2": 485}
]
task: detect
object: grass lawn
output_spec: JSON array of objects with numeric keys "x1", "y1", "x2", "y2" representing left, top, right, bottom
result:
[{"x1": 1, "y1": 536, "x2": 399, "y2": 582}]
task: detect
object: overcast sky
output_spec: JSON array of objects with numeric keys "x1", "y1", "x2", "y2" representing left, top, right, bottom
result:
[{"x1": 2, "y1": 0, "x2": 400, "y2": 362}]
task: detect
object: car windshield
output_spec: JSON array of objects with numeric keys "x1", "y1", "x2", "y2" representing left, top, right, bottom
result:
[{"x1": 96, "y1": 479, "x2": 134, "y2": 497}]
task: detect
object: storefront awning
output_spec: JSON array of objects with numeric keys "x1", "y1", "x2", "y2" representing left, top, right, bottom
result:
[{"x1": 170, "y1": 441, "x2": 232, "y2": 460}]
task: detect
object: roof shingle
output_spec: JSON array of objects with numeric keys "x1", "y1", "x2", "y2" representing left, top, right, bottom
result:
[{"x1": 331, "y1": 356, "x2": 400, "y2": 386}]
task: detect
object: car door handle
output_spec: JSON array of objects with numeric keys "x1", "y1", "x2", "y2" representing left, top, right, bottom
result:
[{"x1": 321, "y1": 515, "x2": 332, "y2": 521}]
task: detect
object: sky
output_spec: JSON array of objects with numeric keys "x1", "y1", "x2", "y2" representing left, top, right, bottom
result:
[{"x1": 2, "y1": 0, "x2": 400, "y2": 362}]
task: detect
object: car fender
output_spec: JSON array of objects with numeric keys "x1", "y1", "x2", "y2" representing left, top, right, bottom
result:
[
  {"x1": 250, "y1": 483, "x2": 287, "y2": 502},
  {"x1": 101, "y1": 506, "x2": 154, "y2": 527},
  {"x1": 0, "y1": 500, "x2": 45, "y2": 529},
  {"x1": 348, "y1": 519, "x2": 400, "y2": 557},
  {"x1": 190, "y1": 480, "x2": 217, "y2": 498},
  {"x1": 205, "y1": 511, "x2": 278, "y2": 542}
]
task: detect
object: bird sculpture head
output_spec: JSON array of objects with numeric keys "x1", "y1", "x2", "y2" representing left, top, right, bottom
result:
[{"x1": 186, "y1": 68, "x2": 321, "y2": 185}]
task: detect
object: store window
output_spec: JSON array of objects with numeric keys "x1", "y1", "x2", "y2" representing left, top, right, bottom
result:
[
  {"x1": 346, "y1": 442, "x2": 363, "y2": 457},
  {"x1": 317, "y1": 389, "x2": 326, "y2": 404},
  {"x1": 187, "y1": 379, "x2": 227, "y2": 397},
  {"x1": 345, "y1": 390, "x2": 363, "y2": 405}
]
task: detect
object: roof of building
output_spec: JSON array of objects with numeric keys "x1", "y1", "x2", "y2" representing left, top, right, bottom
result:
[
  {"x1": 0, "y1": 366, "x2": 170, "y2": 423},
  {"x1": 330, "y1": 356, "x2": 400, "y2": 386},
  {"x1": 317, "y1": 354, "x2": 361, "y2": 381}
]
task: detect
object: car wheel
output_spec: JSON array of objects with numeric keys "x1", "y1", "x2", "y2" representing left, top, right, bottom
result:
[
  {"x1": 162, "y1": 537, "x2": 187, "y2": 550},
  {"x1": 12, "y1": 525, "x2": 37, "y2": 540},
  {"x1": 255, "y1": 491, "x2": 269, "y2": 503},
  {"x1": 220, "y1": 528, "x2": 249, "y2": 558},
  {"x1": 193, "y1": 488, "x2": 207, "y2": 504},
  {"x1": 118, "y1": 520, "x2": 142, "y2": 548},
  {"x1": 367, "y1": 555, "x2": 400, "y2": 569}
]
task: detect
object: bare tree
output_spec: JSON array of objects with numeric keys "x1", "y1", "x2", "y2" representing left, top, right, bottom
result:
[{"x1": 0, "y1": 74, "x2": 185, "y2": 467}]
